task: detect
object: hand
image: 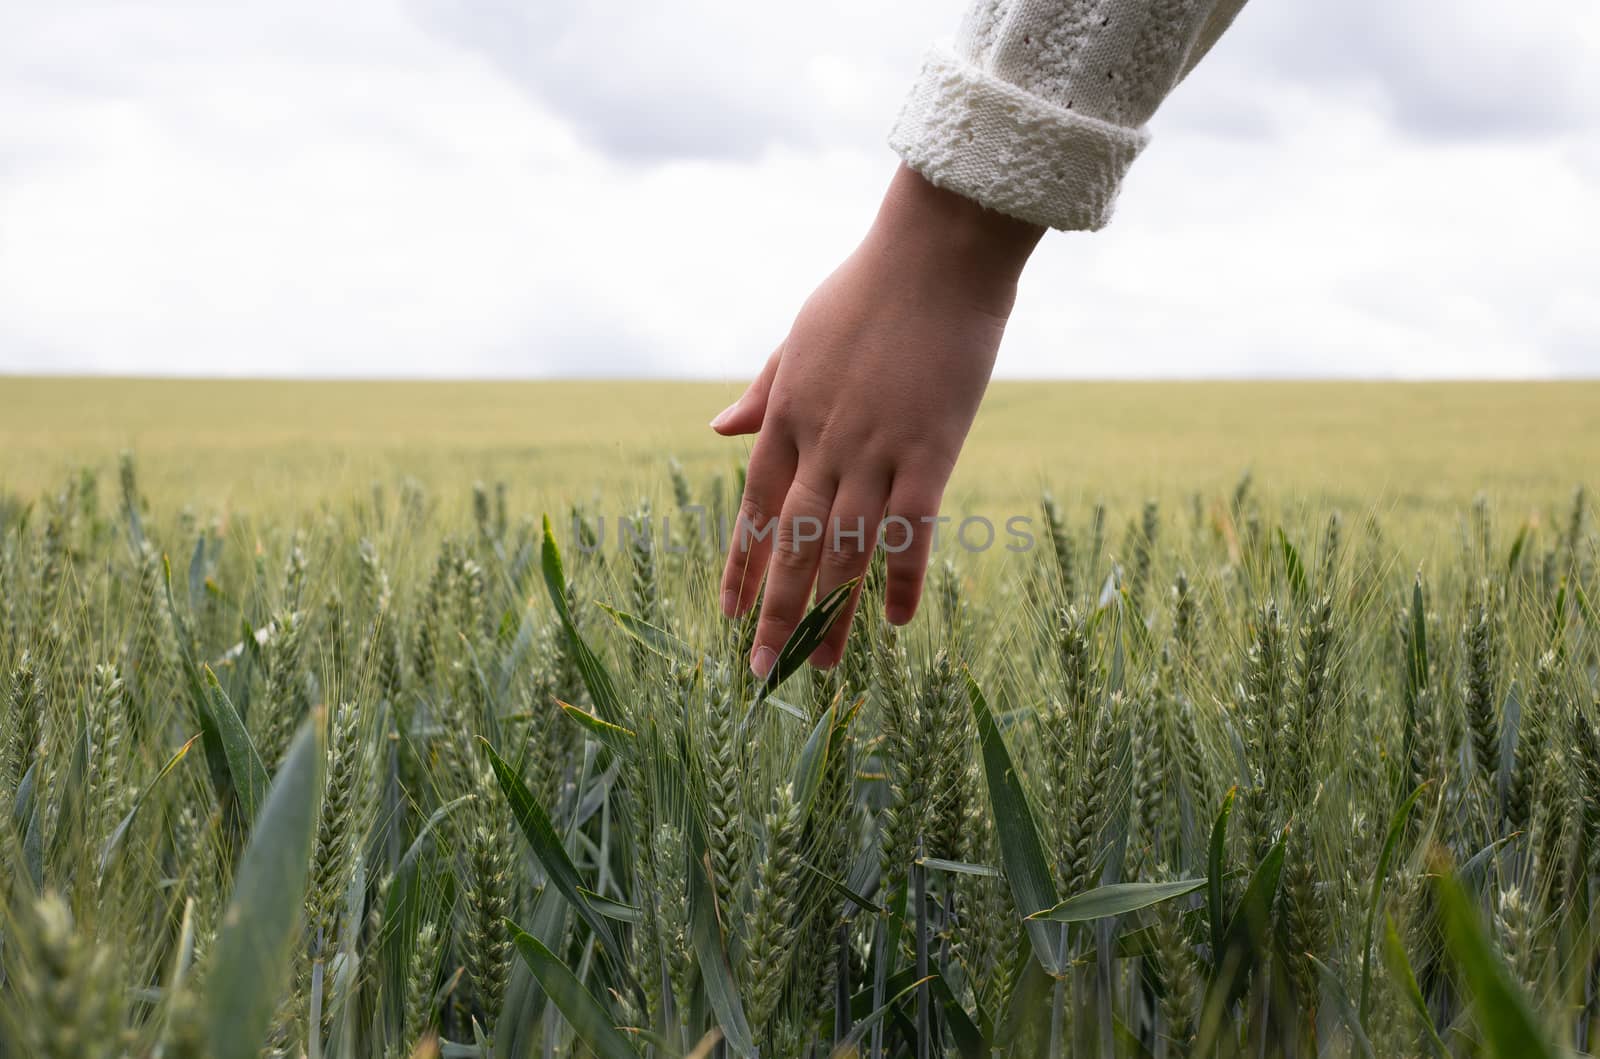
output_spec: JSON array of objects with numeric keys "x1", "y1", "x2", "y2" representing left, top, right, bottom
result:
[{"x1": 712, "y1": 163, "x2": 1044, "y2": 677}]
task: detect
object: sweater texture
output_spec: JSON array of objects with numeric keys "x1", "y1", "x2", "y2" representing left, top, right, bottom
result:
[{"x1": 890, "y1": 0, "x2": 1248, "y2": 230}]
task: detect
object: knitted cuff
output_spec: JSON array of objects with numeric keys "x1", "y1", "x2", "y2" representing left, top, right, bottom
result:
[{"x1": 888, "y1": 47, "x2": 1150, "y2": 232}]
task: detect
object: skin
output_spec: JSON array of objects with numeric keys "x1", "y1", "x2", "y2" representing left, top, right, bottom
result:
[{"x1": 712, "y1": 163, "x2": 1045, "y2": 677}]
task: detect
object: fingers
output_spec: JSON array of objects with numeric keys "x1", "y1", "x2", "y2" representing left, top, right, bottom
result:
[
  {"x1": 882, "y1": 474, "x2": 944, "y2": 626},
  {"x1": 710, "y1": 345, "x2": 782, "y2": 437},
  {"x1": 808, "y1": 480, "x2": 890, "y2": 668},
  {"x1": 748, "y1": 472, "x2": 836, "y2": 679},
  {"x1": 724, "y1": 460, "x2": 940, "y2": 674},
  {"x1": 720, "y1": 430, "x2": 797, "y2": 619}
]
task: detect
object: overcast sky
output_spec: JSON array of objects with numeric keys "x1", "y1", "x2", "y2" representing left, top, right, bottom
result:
[{"x1": 2, "y1": 0, "x2": 1597, "y2": 379}]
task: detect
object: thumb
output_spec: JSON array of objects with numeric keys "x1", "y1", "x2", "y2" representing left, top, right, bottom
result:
[{"x1": 709, "y1": 344, "x2": 782, "y2": 436}]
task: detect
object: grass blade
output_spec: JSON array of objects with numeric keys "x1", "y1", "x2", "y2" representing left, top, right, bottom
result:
[
  {"x1": 594, "y1": 600, "x2": 699, "y2": 666},
  {"x1": 1278, "y1": 527, "x2": 1308, "y2": 605},
  {"x1": 161, "y1": 554, "x2": 234, "y2": 810},
  {"x1": 576, "y1": 887, "x2": 643, "y2": 924},
  {"x1": 1309, "y1": 953, "x2": 1377, "y2": 1059},
  {"x1": 480, "y1": 739, "x2": 639, "y2": 1001},
  {"x1": 792, "y1": 695, "x2": 859, "y2": 818},
  {"x1": 187, "y1": 533, "x2": 207, "y2": 614},
  {"x1": 541, "y1": 515, "x2": 628, "y2": 726},
  {"x1": 509, "y1": 924, "x2": 639, "y2": 1059},
  {"x1": 832, "y1": 974, "x2": 935, "y2": 1056},
  {"x1": 1027, "y1": 878, "x2": 1206, "y2": 923},
  {"x1": 754, "y1": 577, "x2": 858, "y2": 705},
  {"x1": 1382, "y1": 913, "x2": 1448, "y2": 1057},
  {"x1": 204, "y1": 712, "x2": 325, "y2": 1059},
  {"x1": 201, "y1": 664, "x2": 270, "y2": 824},
  {"x1": 1207, "y1": 787, "x2": 1237, "y2": 960},
  {"x1": 557, "y1": 700, "x2": 635, "y2": 755},
  {"x1": 917, "y1": 858, "x2": 1001, "y2": 879},
  {"x1": 1433, "y1": 863, "x2": 1557, "y2": 1059},
  {"x1": 1404, "y1": 574, "x2": 1428, "y2": 705},
  {"x1": 1217, "y1": 827, "x2": 1287, "y2": 1005},
  {"x1": 98, "y1": 732, "x2": 200, "y2": 877},
  {"x1": 930, "y1": 973, "x2": 989, "y2": 1058},
  {"x1": 1497, "y1": 681, "x2": 1521, "y2": 820},
  {"x1": 1359, "y1": 781, "x2": 1429, "y2": 1024},
  {"x1": 1458, "y1": 833, "x2": 1520, "y2": 899},
  {"x1": 1506, "y1": 523, "x2": 1529, "y2": 574},
  {"x1": 689, "y1": 843, "x2": 756, "y2": 1058},
  {"x1": 966, "y1": 668, "x2": 1062, "y2": 975},
  {"x1": 798, "y1": 857, "x2": 885, "y2": 917},
  {"x1": 16, "y1": 760, "x2": 43, "y2": 891},
  {"x1": 379, "y1": 793, "x2": 473, "y2": 980},
  {"x1": 45, "y1": 696, "x2": 91, "y2": 871}
]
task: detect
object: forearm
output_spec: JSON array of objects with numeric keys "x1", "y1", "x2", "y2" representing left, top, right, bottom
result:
[{"x1": 865, "y1": 164, "x2": 1045, "y2": 316}]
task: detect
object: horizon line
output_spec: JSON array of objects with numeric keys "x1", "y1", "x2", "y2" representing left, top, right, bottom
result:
[{"x1": 3, "y1": 373, "x2": 1596, "y2": 385}]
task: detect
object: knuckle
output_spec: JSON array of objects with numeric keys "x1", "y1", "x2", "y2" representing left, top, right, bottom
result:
[
  {"x1": 758, "y1": 612, "x2": 798, "y2": 643},
  {"x1": 770, "y1": 544, "x2": 814, "y2": 572},
  {"x1": 764, "y1": 393, "x2": 801, "y2": 431},
  {"x1": 892, "y1": 500, "x2": 939, "y2": 528},
  {"x1": 886, "y1": 557, "x2": 925, "y2": 588},
  {"x1": 819, "y1": 545, "x2": 863, "y2": 574},
  {"x1": 722, "y1": 559, "x2": 754, "y2": 590},
  {"x1": 739, "y1": 492, "x2": 773, "y2": 526},
  {"x1": 884, "y1": 525, "x2": 930, "y2": 559},
  {"x1": 812, "y1": 414, "x2": 857, "y2": 455},
  {"x1": 786, "y1": 476, "x2": 833, "y2": 512},
  {"x1": 774, "y1": 513, "x2": 826, "y2": 555},
  {"x1": 891, "y1": 476, "x2": 945, "y2": 518},
  {"x1": 733, "y1": 497, "x2": 782, "y2": 554}
]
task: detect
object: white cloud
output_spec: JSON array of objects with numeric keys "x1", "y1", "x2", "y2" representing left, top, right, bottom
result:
[
  {"x1": 1232, "y1": 0, "x2": 1600, "y2": 139},
  {"x1": 1, "y1": 0, "x2": 1596, "y2": 380},
  {"x1": 403, "y1": 0, "x2": 953, "y2": 160}
]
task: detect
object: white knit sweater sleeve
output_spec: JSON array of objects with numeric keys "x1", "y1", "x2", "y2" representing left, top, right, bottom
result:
[{"x1": 888, "y1": 0, "x2": 1248, "y2": 230}]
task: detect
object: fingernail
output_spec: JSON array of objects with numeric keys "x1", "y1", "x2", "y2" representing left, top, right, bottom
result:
[
  {"x1": 709, "y1": 402, "x2": 738, "y2": 430},
  {"x1": 751, "y1": 645, "x2": 777, "y2": 679},
  {"x1": 721, "y1": 589, "x2": 737, "y2": 616}
]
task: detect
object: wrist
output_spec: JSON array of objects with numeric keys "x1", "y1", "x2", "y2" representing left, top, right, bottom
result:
[{"x1": 869, "y1": 163, "x2": 1045, "y2": 288}]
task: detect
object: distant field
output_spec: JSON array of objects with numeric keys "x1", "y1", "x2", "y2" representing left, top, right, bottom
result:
[{"x1": 2, "y1": 377, "x2": 1595, "y2": 545}]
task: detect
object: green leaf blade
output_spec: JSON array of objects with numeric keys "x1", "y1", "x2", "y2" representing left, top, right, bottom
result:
[
  {"x1": 1360, "y1": 782, "x2": 1429, "y2": 1024},
  {"x1": 481, "y1": 739, "x2": 639, "y2": 1002},
  {"x1": 541, "y1": 516, "x2": 628, "y2": 727},
  {"x1": 1207, "y1": 787, "x2": 1237, "y2": 960},
  {"x1": 1028, "y1": 878, "x2": 1207, "y2": 923},
  {"x1": 510, "y1": 924, "x2": 639, "y2": 1059},
  {"x1": 204, "y1": 714, "x2": 325, "y2": 1059},
  {"x1": 966, "y1": 669, "x2": 1062, "y2": 975},
  {"x1": 689, "y1": 842, "x2": 756, "y2": 1057},
  {"x1": 1382, "y1": 913, "x2": 1448, "y2": 1058},
  {"x1": 1434, "y1": 867, "x2": 1556, "y2": 1059},
  {"x1": 201, "y1": 665, "x2": 270, "y2": 825},
  {"x1": 755, "y1": 577, "x2": 858, "y2": 705}
]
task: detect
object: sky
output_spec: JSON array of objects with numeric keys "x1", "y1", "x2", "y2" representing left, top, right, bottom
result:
[{"x1": 1, "y1": 0, "x2": 1597, "y2": 380}]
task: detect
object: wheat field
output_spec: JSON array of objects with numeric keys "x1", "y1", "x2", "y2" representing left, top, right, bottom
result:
[
  {"x1": 4, "y1": 377, "x2": 1596, "y2": 524},
  {"x1": 0, "y1": 377, "x2": 1597, "y2": 1058}
]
